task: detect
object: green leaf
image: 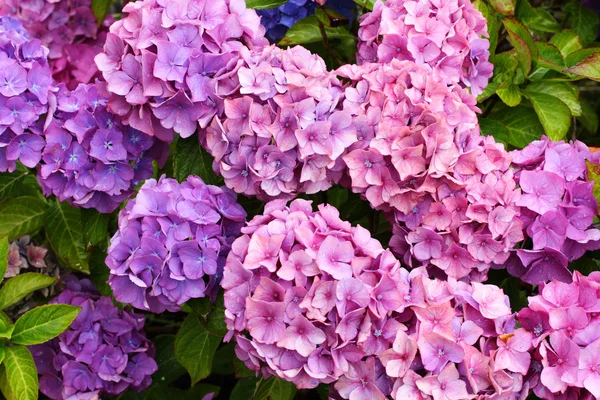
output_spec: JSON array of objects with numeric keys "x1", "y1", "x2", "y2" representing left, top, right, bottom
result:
[
  {"x1": 475, "y1": 0, "x2": 499, "y2": 56},
  {"x1": 211, "y1": 343, "x2": 235, "y2": 375},
  {"x1": 174, "y1": 304, "x2": 226, "y2": 385},
  {"x1": 526, "y1": 90, "x2": 572, "y2": 141},
  {"x1": 503, "y1": 18, "x2": 537, "y2": 76},
  {"x1": 91, "y1": 0, "x2": 112, "y2": 24},
  {"x1": 565, "y1": 47, "x2": 600, "y2": 67},
  {"x1": 577, "y1": 98, "x2": 599, "y2": 133},
  {"x1": 81, "y1": 208, "x2": 109, "y2": 248},
  {"x1": 486, "y1": 0, "x2": 515, "y2": 15},
  {"x1": 245, "y1": 0, "x2": 286, "y2": 9},
  {"x1": 564, "y1": 52, "x2": 600, "y2": 82},
  {"x1": 233, "y1": 355, "x2": 257, "y2": 379},
  {"x1": 0, "y1": 236, "x2": 7, "y2": 282},
  {"x1": 477, "y1": 81, "x2": 501, "y2": 102},
  {"x1": 44, "y1": 201, "x2": 90, "y2": 273},
  {"x1": 231, "y1": 379, "x2": 260, "y2": 400},
  {"x1": 11, "y1": 304, "x2": 80, "y2": 345},
  {"x1": 173, "y1": 136, "x2": 222, "y2": 186},
  {"x1": 0, "y1": 317, "x2": 14, "y2": 340},
  {"x1": 317, "y1": 384, "x2": 330, "y2": 400},
  {"x1": 0, "y1": 196, "x2": 47, "y2": 241},
  {"x1": 515, "y1": 0, "x2": 560, "y2": 32},
  {"x1": 565, "y1": 0, "x2": 600, "y2": 47},
  {"x1": 0, "y1": 167, "x2": 40, "y2": 205},
  {"x1": 3, "y1": 346, "x2": 37, "y2": 400},
  {"x1": 587, "y1": 161, "x2": 600, "y2": 206},
  {"x1": 0, "y1": 273, "x2": 56, "y2": 310},
  {"x1": 496, "y1": 84, "x2": 522, "y2": 107},
  {"x1": 479, "y1": 117, "x2": 509, "y2": 145},
  {"x1": 0, "y1": 364, "x2": 15, "y2": 400},
  {"x1": 88, "y1": 247, "x2": 113, "y2": 297},
  {"x1": 526, "y1": 81, "x2": 581, "y2": 116},
  {"x1": 487, "y1": 104, "x2": 544, "y2": 148},
  {"x1": 254, "y1": 376, "x2": 297, "y2": 400},
  {"x1": 550, "y1": 30, "x2": 583, "y2": 57},
  {"x1": 535, "y1": 42, "x2": 566, "y2": 71},
  {"x1": 353, "y1": 0, "x2": 376, "y2": 11},
  {"x1": 186, "y1": 297, "x2": 211, "y2": 318},
  {"x1": 279, "y1": 16, "x2": 354, "y2": 46},
  {"x1": 153, "y1": 334, "x2": 187, "y2": 385}
]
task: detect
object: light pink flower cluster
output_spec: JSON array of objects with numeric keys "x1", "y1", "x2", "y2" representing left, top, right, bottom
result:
[
  {"x1": 95, "y1": 0, "x2": 268, "y2": 142},
  {"x1": 508, "y1": 137, "x2": 600, "y2": 285},
  {"x1": 357, "y1": 0, "x2": 493, "y2": 95},
  {"x1": 340, "y1": 60, "x2": 523, "y2": 282},
  {"x1": 222, "y1": 199, "x2": 531, "y2": 398},
  {"x1": 516, "y1": 272, "x2": 600, "y2": 399},
  {"x1": 2, "y1": 0, "x2": 111, "y2": 89},
  {"x1": 202, "y1": 45, "x2": 350, "y2": 200}
]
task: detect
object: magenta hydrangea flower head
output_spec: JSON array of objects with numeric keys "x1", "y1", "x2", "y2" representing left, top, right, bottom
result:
[
  {"x1": 222, "y1": 198, "x2": 529, "y2": 397},
  {"x1": 202, "y1": 44, "x2": 353, "y2": 200},
  {"x1": 356, "y1": 0, "x2": 493, "y2": 95},
  {"x1": 339, "y1": 60, "x2": 523, "y2": 282},
  {"x1": 30, "y1": 276, "x2": 157, "y2": 400},
  {"x1": 95, "y1": 0, "x2": 268, "y2": 142},
  {"x1": 509, "y1": 137, "x2": 600, "y2": 285},
  {"x1": 0, "y1": 16, "x2": 54, "y2": 173},
  {"x1": 2, "y1": 0, "x2": 112, "y2": 89},
  {"x1": 106, "y1": 175, "x2": 246, "y2": 313},
  {"x1": 36, "y1": 82, "x2": 168, "y2": 213},
  {"x1": 516, "y1": 271, "x2": 600, "y2": 398}
]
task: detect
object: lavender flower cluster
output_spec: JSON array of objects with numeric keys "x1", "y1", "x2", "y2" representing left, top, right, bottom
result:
[
  {"x1": 357, "y1": 0, "x2": 493, "y2": 95},
  {"x1": 508, "y1": 137, "x2": 600, "y2": 285},
  {"x1": 340, "y1": 60, "x2": 523, "y2": 282},
  {"x1": 96, "y1": 0, "x2": 268, "y2": 141},
  {"x1": 0, "y1": 16, "x2": 54, "y2": 173},
  {"x1": 222, "y1": 199, "x2": 536, "y2": 398},
  {"x1": 6, "y1": 236, "x2": 48, "y2": 278},
  {"x1": 202, "y1": 45, "x2": 352, "y2": 200},
  {"x1": 106, "y1": 175, "x2": 246, "y2": 313},
  {"x1": 31, "y1": 277, "x2": 157, "y2": 400},
  {"x1": 37, "y1": 83, "x2": 168, "y2": 213},
  {"x1": 2, "y1": 0, "x2": 111, "y2": 88}
]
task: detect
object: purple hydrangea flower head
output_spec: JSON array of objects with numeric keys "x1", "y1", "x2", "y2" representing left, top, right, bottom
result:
[
  {"x1": 223, "y1": 198, "x2": 529, "y2": 397},
  {"x1": 2, "y1": 0, "x2": 112, "y2": 89},
  {"x1": 36, "y1": 82, "x2": 168, "y2": 213},
  {"x1": 356, "y1": 0, "x2": 493, "y2": 95},
  {"x1": 202, "y1": 44, "x2": 354, "y2": 200},
  {"x1": 96, "y1": 0, "x2": 268, "y2": 142},
  {"x1": 106, "y1": 175, "x2": 247, "y2": 313},
  {"x1": 30, "y1": 276, "x2": 157, "y2": 400},
  {"x1": 339, "y1": 60, "x2": 522, "y2": 282},
  {"x1": 509, "y1": 137, "x2": 600, "y2": 284},
  {"x1": 0, "y1": 16, "x2": 54, "y2": 172}
]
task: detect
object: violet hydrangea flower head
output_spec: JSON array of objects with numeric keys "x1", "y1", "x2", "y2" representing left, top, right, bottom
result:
[
  {"x1": 223, "y1": 198, "x2": 527, "y2": 397},
  {"x1": 0, "y1": 16, "x2": 54, "y2": 173},
  {"x1": 339, "y1": 60, "x2": 523, "y2": 282},
  {"x1": 36, "y1": 82, "x2": 168, "y2": 213},
  {"x1": 202, "y1": 44, "x2": 352, "y2": 200},
  {"x1": 356, "y1": 0, "x2": 493, "y2": 95},
  {"x1": 2, "y1": 0, "x2": 112, "y2": 89},
  {"x1": 106, "y1": 175, "x2": 247, "y2": 313},
  {"x1": 30, "y1": 276, "x2": 157, "y2": 400},
  {"x1": 509, "y1": 137, "x2": 600, "y2": 285},
  {"x1": 95, "y1": 0, "x2": 268, "y2": 142}
]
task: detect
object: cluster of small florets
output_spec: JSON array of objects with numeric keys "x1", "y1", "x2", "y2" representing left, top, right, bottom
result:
[
  {"x1": 95, "y1": 0, "x2": 268, "y2": 142},
  {"x1": 223, "y1": 199, "x2": 531, "y2": 398},
  {"x1": 30, "y1": 277, "x2": 157, "y2": 400},
  {"x1": 340, "y1": 60, "x2": 522, "y2": 282},
  {"x1": 0, "y1": 16, "x2": 54, "y2": 172},
  {"x1": 202, "y1": 45, "x2": 352, "y2": 200},
  {"x1": 2, "y1": 0, "x2": 111, "y2": 88},
  {"x1": 356, "y1": 0, "x2": 493, "y2": 95},
  {"x1": 508, "y1": 137, "x2": 600, "y2": 285},
  {"x1": 36, "y1": 83, "x2": 168, "y2": 213},
  {"x1": 106, "y1": 175, "x2": 246, "y2": 313},
  {"x1": 516, "y1": 272, "x2": 600, "y2": 399},
  {"x1": 6, "y1": 235, "x2": 49, "y2": 278}
]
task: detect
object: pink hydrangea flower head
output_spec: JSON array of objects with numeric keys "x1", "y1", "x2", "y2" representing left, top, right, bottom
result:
[
  {"x1": 356, "y1": 0, "x2": 493, "y2": 95},
  {"x1": 106, "y1": 175, "x2": 247, "y2": 313},
  {"x1": 37, "y1": 83, "x2": 169, "y2": 213},
  {"x1": 0, "y1": 17, "x2": 55, "y2": 172},
  {"x1": 96, "y1": 0, "x2": 268, "y2": 141},
  {"x1": 4, "y1": 0, "x2": 112, "y2": 88}
]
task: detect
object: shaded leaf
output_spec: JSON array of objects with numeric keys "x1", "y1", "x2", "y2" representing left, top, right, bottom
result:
[
  {"x1": 577, "y1": 98, "x2": 599, "y2": 133},
  {"x1": 212, "y1": 343, "x2": 235, "y2": 375},
  {"x1": 0, "y1": 236, "x2": 7, "y2": 282},
  {"x1": 11, "y1": 304, "x2": 80, "y2": 345},
  {"x1": 565, "y1": 0, "x2": 600, "y2": 46},
  {"x1": 81, "y1": 208, "x2": 109, "y2": 248},
  {"x1": 231, "y1": 379, "x2": 260, "y2": 400},
  {"x1": 245, "y1": 0, "x2": 287, "y2": 9},
  {"x1": 526, "y1": 91, "x2": 571, "y2": 141},
  {"x1": 254, "y1": 376, "x2": 297, "y2": 400},
  {"x1": 479, "y1": 117, "x2": 509, "y2": 145},
  {"x1": 0, "y1": 166, "x2": 39, "y2": 205},
  {"x1": 88, "y1": 247, "x2": 113, "y2": 297},
  {"x1": 487, "y1": 104, "x2": 544, "y2": 148},
  {"x1": 45, "y1": 201, "x2": 90, "y2": 273},
  {"x1": 233, "y1": 355, "x2": 257, "y2": 379},
  {"x1": 0, "y1": 196, "x2": 47, "y2": 241},
  {"x1": 173, "y1": 136, "x2": 222, "y2": 186},
  {"x1": 279, "y1": 16, "x2": 354, "y2": 46},
  {"x1": 0, "y1": 273, "x2": 56, "y2": 310},
  {"x1": 516, "y1": 0, "x2": 560, "y2": 32},
  {"x1": 3, "y1": 346, "x2": 37, "y2": 400},
  {"x1": 91, "y1": 0, "x2": 112, "y2": 24},
  {"x1": 153, "y1": 334, "x2": 187, "y2": 385}
]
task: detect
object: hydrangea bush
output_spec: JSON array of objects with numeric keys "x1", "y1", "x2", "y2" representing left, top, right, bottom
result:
[{"x1": 0, "y1": 0, "x2": 599, "y2": 399}]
